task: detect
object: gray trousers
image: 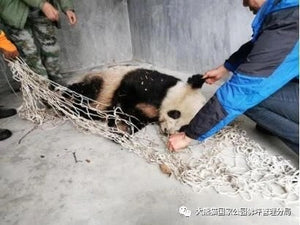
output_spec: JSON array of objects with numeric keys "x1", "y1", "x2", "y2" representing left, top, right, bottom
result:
[{"x1": 245, "y1": 80, "x2": 299, "y2": 153}]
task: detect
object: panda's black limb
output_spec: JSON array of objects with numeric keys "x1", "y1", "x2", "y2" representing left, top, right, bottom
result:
[
  {"x1": 62, "y1": 77, "x2": 105, "y2": 121},
  {"x1": 66, "y1": 77, "x2": 103, "y2": 100}
]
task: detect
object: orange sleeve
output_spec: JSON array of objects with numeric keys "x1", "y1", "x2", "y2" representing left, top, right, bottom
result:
[{"x1": 0, "y1": 31, "x2": 17, "y2": 52}]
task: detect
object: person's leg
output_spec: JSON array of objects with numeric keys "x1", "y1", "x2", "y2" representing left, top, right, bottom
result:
[
  {"x1": 29, "y1": 10, "x2": 62, "y2": 82},
  {"x1": 5, "y1": 21, "x2": 48, "y2": 78},
  {"x1": 245, "y1": 80, "x2": 299, "y2": 153}
]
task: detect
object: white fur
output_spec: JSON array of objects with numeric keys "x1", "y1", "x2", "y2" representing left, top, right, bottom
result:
[
  {"x1": 159, "y1": 81, "x2": 206, "y2": 134},
  {"x1": 85, "y1": 66, "x2": 138, "y2": 110}
]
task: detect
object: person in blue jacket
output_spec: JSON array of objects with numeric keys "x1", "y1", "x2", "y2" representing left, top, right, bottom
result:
[{"x1": 167, "y1": 0, "x2": 299, "y2": 153}]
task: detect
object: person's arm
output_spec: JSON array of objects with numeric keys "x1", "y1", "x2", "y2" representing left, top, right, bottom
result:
[
  {"x1": 41, "y1": 2, "x2": 60, "y2": 21},
  {"x1": 0, "y1": 31, "x2": 19, "y2": 59},
  {"x1": 169, "y1": 41, "x2": 298, "y2": 151},
  {"x1": 19, "y1": 0, "x2": 60, "y2": 21},
  {"x1": 202, "y1": 41, "x2": 254, "y2": 85},
  {"x1": 168, "y1": 6, "x2": 299, "y2": 152},
  {"x1": 21, "y1": 0, "x2": 76, "y2": 24},
  {"x1": 224, "y1": 40, "x2": 253, "y2": 72},
  {"x1": 168, "y1": 42, "x2": 254, "y2": 152},
  {"x1": 20, "y1": 0, "x2": 46, "y2": 8}
]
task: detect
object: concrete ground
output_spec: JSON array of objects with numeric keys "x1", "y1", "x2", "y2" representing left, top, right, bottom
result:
[{"x1": 0, "y1": 73, "x2": 299, "y2": 225}]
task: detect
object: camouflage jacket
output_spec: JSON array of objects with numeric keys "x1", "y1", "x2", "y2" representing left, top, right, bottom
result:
[{"x1": 0, "y1": 0, "x2": 74, "y2": 29}]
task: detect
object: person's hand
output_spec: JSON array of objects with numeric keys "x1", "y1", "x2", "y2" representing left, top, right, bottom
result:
[
  {"x1": 0, "y1": 48, "x2": 19, "y2": 59},
  {"x1": 41, "y1": 2, "x2": 59, "y2": 21},
  {"x1": 167, "y1": 132, "x2": 193, "y2": 152},
  {"x1": 66, "y1": 10, "x2": 77, "y2": 25},
  {"x1": 203, "y1": 65, "x2": 229, "y2": 84}
]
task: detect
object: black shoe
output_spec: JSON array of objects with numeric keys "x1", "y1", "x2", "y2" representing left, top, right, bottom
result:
[
  {"x1": 255, "y1": 124, "x2": 273, "y2": 136},
  {"x1": 0, "y1": 107, "x2": 17, "y2": 119},
  {"x1": 0, "y1": 128, "x2": 12, "y2": 141}
]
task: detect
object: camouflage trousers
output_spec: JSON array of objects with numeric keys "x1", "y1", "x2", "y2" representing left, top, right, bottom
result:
[{"x1": 6, "y1": 8, "x2": 62, "y2": 81}]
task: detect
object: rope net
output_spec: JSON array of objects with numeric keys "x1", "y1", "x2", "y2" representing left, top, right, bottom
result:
[{"x1": 7, "y1": 58, "x2": 299, "y2": 203}]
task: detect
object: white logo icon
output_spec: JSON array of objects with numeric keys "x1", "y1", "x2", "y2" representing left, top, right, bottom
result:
[{"x1": 179, "y1": 206, "x2": 192, "y2": 217}]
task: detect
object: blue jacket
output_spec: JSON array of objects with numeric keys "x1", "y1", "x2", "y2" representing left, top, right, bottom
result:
[{"x1": 184, "y1": 0, "x2": 299, "y2": 141}]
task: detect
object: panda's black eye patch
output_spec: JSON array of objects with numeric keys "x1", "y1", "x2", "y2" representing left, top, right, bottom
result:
[{"x1": 167, "y1": 110, "x2": 181, "y2": 119}]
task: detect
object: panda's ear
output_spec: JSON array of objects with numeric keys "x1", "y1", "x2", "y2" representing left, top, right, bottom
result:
[{"x1": 187, "y1": 74, "x2": 205, "y2": 89}]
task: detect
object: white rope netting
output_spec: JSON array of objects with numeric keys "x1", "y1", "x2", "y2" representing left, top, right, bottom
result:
[{"x1": 7, "y1": 58, "x2": 299, "y2": 204}]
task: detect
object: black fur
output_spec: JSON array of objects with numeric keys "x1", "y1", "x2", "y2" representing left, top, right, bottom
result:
[
  {"x1": 67, "y1": 76, "x2": 103, "y2": 99},
  {"x1": 108, "y1": 69, "x2": 180, "y2": 132},
  {"x1": 187, "y1": 74, "x2": 205, "y2": 89},
  {"x1": 65, "y1": 76, "x2": 103, "y2": 120},
  {"x1": 114, "y1": 69, "x2": 179, "y2": 106}
]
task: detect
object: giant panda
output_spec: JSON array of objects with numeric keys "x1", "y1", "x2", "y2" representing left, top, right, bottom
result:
[{"x1": 66, "y1": 66, "x2": 207, "y2": 135}]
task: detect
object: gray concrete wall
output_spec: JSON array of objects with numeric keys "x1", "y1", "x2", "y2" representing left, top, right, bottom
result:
[
  {"x1": 0, "y1": 0, "x2": 254, "y2": 94},
  {"x1": 128, "y1": 0, "x2": 254, "y2": 74},
  {"x1": 57, "y1": 0, "x2": 132, "y2": 73}
]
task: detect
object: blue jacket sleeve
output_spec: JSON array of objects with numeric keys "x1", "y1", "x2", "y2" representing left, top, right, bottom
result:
[{"x1": 183, "y1": 5, "x2": 299, "y2": 141}]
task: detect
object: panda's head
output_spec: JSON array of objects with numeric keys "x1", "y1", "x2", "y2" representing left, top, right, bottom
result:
[{"x1": 159, "y1": 74, "x2": 206, "y2": 135}]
